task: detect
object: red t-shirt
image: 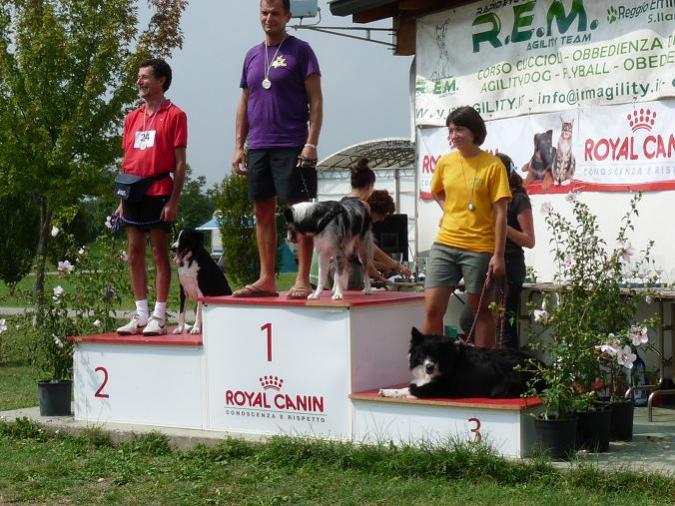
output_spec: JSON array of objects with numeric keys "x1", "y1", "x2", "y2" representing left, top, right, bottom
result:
[{"x1": 122, "y1": 99, "x2": 188, "y2": 196}]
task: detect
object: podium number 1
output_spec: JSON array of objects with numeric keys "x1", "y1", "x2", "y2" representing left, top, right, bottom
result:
[{"x1": 261, "y1": 323, "x2": 272, "y2": 361}]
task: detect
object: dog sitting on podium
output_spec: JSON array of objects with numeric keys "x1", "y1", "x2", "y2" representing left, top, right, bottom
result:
[
  {"x1": 171, "y1": 228, "x2": 231, "y2": 334},
  {"x1": 284, "y1": 199, "x2": 374, "y2": 300},
  {"x1": 380, "y1": 328, "x2": 536, "y2": 399}
]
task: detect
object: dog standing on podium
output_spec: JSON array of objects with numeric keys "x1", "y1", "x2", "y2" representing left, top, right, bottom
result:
[{"x1": 284, "y1": 198, "x2": 375, "y2": 300}]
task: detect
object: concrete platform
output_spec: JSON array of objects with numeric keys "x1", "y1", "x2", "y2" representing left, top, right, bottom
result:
[{"x1": 1, "y1": 405, "x2": 673, "y2": 474}]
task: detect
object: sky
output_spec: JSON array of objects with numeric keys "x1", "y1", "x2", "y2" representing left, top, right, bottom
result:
[{"x1": 163, "y1": 1, "x2": 414, "y2": 187}]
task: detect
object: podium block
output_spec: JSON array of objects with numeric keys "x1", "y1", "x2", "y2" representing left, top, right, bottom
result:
[
  {"x1": 201, "y1": 291, "x2": 425, "y2": 438},
  {"x1": 351, "y1": 390, "x2": 542, "y2": 458},
  {"x1": 72, "y1": 333, "x2": 205, "y2": 428}
]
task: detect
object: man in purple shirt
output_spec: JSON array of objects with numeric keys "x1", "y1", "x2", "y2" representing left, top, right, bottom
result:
[{"x1": 232, "y1": 0, "x2": 323, "y2": 299}]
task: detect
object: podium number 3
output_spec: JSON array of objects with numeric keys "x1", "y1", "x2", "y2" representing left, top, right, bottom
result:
[
  {"x1": 94, "y1": 366, "x2": 110, "y2": 398},
  {"x1": 468, "y1": 417, "x2": 482, "y2": 444},
  {"x1": 261, "y1": 323, "x2": 272, "y2": 362}
]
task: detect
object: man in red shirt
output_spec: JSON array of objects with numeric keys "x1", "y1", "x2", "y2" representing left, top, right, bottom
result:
[{"x1": 116, "y1": 58, "x2": 187, "y2": 335}]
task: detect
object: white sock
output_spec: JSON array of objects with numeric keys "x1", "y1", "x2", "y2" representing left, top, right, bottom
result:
[
  {"x1": 153, "y1": 301, "x2": 167, "y2": 322},
  {"x1": 135, "y1": 300, "x2": 149, "y2": 323}
]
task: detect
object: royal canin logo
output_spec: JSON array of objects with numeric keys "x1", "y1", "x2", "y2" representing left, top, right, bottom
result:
[
  {"x1": 585, "y1": 108, "x2": 674, "y2": 162},
  {"x1": 627, "y1": 108, "x2": 656, "y2": 132},
  {"x1": 225, "y1": 375, "x2": 325, "y2": 413}
]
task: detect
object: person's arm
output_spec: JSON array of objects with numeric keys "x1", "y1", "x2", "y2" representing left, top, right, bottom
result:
[
  {"x1": 232, "y1": 88, "x2": 250, "y2": 175},
  {"x1": 373, "y1": 245, "x2": 411, "y2": 277},
  {"x1": 299, "y1": 74, "x2": 322, "y2": 163},
  {"x1": 507, "y1": 208, "x2": 535, "y2": 249},
  {"x1": 366, "y1": 261, "x2": 387, "y2": 284},
  {"x1": 489, "y1": 198, "x2": 508, "y2": 277},
  {"x1": 160, "y1": 147, "x2": 186, "y2": 222}
]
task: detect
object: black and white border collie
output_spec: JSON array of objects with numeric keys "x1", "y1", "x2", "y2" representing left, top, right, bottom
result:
[
  {"x1": 380, "y1": 328, "x2": 536, "y2": 399},
  {"x1": 171, "y1": 229, "x2": 231, "y2": 334},
  {"x1": 284, "y1": 199, "x2": 374, "y2": 300}
]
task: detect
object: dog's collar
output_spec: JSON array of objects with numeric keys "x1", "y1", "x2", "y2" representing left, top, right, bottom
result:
[{"x1": 316, "y1": 206, "x2": 347, "y2": 234}]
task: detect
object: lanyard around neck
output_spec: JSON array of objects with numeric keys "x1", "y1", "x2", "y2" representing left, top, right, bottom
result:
[{"x1": 143, "y1": 99, "x2": 166, "y2": 131}]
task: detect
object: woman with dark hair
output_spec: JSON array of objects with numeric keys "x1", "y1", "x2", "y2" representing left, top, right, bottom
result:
[
  {"x1": 423, "y1": 106, "x2": 511, "y2": 348},
  {"x1": 345, "y1": 158, "x2": 376, "y2": 201},
  {"x1": 343, "y1": 161, "x2": 411, "y2": 285},
  {"x1": 310, "y1": 161, "x2": 411, "y2": 289},
  {"x1": 460, "y1": 152, "x2": 535, "y2": 348}
]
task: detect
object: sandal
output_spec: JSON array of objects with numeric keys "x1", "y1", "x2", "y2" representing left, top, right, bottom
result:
[
  {"x1": 287, "y1": 285, "x2": 313, "y2": 300},
  {"x1": 232, "y1": 284, "x2": 279, "y2": 298}
]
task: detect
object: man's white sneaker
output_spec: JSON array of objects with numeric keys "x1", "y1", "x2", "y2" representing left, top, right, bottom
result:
[
  {"x1": 142, "y1": 316, "x2": 167, "y2": 336},
  {"x1": 116, "y1": 314, "x2": 148, "y2": 335}
]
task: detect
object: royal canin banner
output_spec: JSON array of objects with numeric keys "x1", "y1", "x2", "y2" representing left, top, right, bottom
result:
[
  {"x1": 415, "y1": 0, "x2": 675, "y2": 125},
  {"x1": 418, "y1": 100, "x2": 675, "y2": 197}
]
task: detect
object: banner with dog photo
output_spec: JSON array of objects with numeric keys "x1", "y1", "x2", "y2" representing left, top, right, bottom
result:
[
  {"x1": 418, "y1": 99, "x2": 675, "y2": 197},
  {"x1": 415, "y1": 0, "x2": 675, "y2": 126}
]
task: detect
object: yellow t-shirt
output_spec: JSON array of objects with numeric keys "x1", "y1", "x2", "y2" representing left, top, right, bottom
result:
[{"x1": 431, "y1": 150, "x2": 511, "y2": 253}]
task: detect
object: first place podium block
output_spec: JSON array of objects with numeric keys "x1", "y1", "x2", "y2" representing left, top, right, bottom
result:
[{"x1": 201, "y1": 291, "x2": 425, "y2": 439}]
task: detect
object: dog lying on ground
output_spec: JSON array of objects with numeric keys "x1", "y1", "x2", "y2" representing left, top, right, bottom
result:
[
  {"x1": 284, "y1": 199, "x2": 374, "y2": 300},
  {"x1": 380, "y1": 327, "x2": 536, "y2": 399},
  {"x1": 171, "y1": 229, "x2": 232, "y2": 334}
]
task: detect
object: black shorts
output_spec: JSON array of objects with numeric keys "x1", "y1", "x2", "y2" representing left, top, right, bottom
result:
[
  {"x1": 247, "y1": 147, "x2": 317, "y2": 202},
  {"x1": 122, "y1": 195, "x2": 172, "y2": 232}
]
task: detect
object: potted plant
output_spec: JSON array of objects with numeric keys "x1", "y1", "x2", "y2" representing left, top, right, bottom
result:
[
  {"x1": 14, "y1": 217, "x2": 130, "y2": 416},
  {"x1": 594, "y1": 324, "x2": 657, "y2": 441},
  {"x1": 526, "y1": 192, "x2": 657, "y2": 454},
  {"x1": 34, "y1": 288, "x2": 78, "y2": 416}
]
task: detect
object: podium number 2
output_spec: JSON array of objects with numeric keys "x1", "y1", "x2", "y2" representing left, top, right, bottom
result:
[
  {"x1": 94, "y1": 366, "x2": 110, "y2": 398},
  {"x1": 261, "y1": 323, "x2": 272, "y2": 361}
]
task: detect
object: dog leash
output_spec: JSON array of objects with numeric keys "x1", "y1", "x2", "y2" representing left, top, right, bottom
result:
[{"x1": 464, "y1": 271, "x2": 508, "y2": 349}]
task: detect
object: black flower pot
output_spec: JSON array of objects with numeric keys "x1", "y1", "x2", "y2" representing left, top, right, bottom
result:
[
  {"x1": 576, "y1": 407, "x2": 611, "y2": 452},
  {"x1": 609, "y1": 398, "x2": 634, "y2": 441},
  {"x1": 38, "y1": 380, "x2": 72, "y2": 416},
  {"x1": 533, "y1": 416, "x2": 578, "y2": 460}
]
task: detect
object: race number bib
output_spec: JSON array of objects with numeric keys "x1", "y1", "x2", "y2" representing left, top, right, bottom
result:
[{"x1": 134, "y1": 130, "x2": 156, "y2": 150}]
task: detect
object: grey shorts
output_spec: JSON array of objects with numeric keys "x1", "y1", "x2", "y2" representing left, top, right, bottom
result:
[
  {"x1": 247, "y1": 147, "x2": 317, "y2": 203},
  {"x1": 424, "y1": 243, "x2": 491, "y2": 294}
]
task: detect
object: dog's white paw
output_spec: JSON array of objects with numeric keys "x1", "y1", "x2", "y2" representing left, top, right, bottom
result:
[
  {"x1": 379, "y1": 388, "x2": 411, "y2": 398},
  {"x1": 189, "y1": 325, "x2": 201, "y2": 335},
  {"x1": 363, "y1": 288, "x2": 372, "y2": 296},
  {"x1": 331, "y1": 292, "x2": 344, "y2": 300},
  {"x1": 173, "y1": 324, "x2": 186, "y2": 334},
  {"x1": 308, "y1": 291, "x2": 321, "y2": 300}
]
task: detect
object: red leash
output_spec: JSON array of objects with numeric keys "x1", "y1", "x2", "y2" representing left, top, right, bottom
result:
[{"x1": 464, "y1": 271, "x2": 508, "y2": 349}]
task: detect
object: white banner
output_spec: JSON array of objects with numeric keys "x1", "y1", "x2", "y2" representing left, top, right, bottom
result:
[
  {"x1": 418, "y1": 100, "x2": 675, "y2": 197},
  {"x1": 416, "y1": 0, "x2": 675, "y2": 125}
]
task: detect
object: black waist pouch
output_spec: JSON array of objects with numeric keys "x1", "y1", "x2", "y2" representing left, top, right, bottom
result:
[{"x1": 115, "y1": 172, "x2": 170, "y2": 202}]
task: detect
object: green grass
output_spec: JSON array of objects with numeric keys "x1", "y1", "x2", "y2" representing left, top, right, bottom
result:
[
  {"x1": 0, "y1": 364, "x2": 40, "y2": 411},
  {"x1": 0, "y1": 421, "x2": 673, "y2": 505}
]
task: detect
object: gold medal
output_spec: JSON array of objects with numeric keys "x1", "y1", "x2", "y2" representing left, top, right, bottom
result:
[{"x1": 262, "y1": 36, "x2": 286, "y2": 92}]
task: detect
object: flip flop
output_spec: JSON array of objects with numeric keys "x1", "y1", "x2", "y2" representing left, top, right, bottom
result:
[
  {"x1": 287, "y1": 285, "x2": 313, "y2": 300},
  {"x1": 232, "y1": 284, "x2": 279, "y2": 298}
]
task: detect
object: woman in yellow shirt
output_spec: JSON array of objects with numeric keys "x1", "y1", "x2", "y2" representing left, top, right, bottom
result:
[{"x1": 423, "y1": 106, "x2": 511, "y2": 348}]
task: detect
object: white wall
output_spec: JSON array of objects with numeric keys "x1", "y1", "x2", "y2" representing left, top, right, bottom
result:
[{"x1": 419, "y1": 191, "x2": 675, "y2": 283}]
